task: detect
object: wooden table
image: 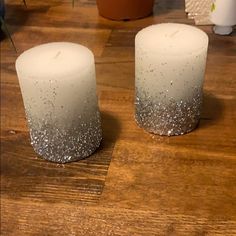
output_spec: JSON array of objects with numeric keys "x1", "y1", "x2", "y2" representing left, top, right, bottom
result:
[{"x1": 1, "y1": 0, "x2": 236, "y2": 235}]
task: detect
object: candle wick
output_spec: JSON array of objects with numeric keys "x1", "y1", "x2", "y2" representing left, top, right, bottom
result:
[
  {"x1": 169, "y1": 30, "x2": 179, "y2": 38},
  {"x1": 53, "y1": 51, "x2": 61, "y2": 59}
]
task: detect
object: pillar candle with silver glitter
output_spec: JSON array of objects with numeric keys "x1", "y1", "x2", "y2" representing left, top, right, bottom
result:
[
  {"x1": 135, "y1": 23, "x2": 209, "y2": 136},
  {"x1": 16, "y1": 42, "x2": 102, "y2": 163}
]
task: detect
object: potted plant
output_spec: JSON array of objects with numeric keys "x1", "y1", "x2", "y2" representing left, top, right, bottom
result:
[
  {"x1": 0, "y1": 0, "x2": 18, "y2": 51},
  {"x1": 96, "y1": 0, "x2": 155, "y2": 21},
  {"x1": 0, "y1": 0, "x2": 5, "y2": 22}
]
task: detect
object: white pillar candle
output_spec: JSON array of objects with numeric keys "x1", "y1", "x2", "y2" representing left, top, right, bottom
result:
[
  {"x1": 16, "y1": 42, "x2": 102, "y2": 163},
  {"x1": 135, "y1": 23, "x2": 209, "y2": 136}
]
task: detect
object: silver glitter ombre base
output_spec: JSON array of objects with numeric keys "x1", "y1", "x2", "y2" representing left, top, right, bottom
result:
[
  {"x1": 135, "y1": 88, "x2": 202, "y2": 136},
  {"x1": 28, "y1": 111, "x2": 102, "y2": 163}
]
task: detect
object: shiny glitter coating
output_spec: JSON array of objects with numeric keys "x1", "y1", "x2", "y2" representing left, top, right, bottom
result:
[
  {"x1": 15, "y1": 43, "x2": 103, "y2": 163},
  {"x1": 135, "y1": 24, "x2": 208, "y2": 136},
  {"x1": 27, "y1": 110, "x2": 102, "y2": 163},
  {"x1": 135, "y1": 87, "x2": 202, "y2": 136}
]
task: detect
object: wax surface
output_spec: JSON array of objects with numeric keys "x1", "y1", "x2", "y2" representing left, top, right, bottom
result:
[
  {"x1": 135, "y1": 23, "x2": 209, "y2": 136},
  {"x1": 16, "y1": 42, "x2": 97, "y2": 125},
  {"x1": 16, "y1": 42, "x2": 94, "y2": 78},
  {"x1": 136, "y1": 23, "x2": 208, "y2": 55},
  {"x1": 16, "y1": 42, "x2": 102, "y2": 163}
]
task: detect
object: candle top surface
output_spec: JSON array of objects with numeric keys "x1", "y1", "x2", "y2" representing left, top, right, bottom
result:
[
  {"x1": 136, "y1": 23, "x2": 208, "y2": 55},
  {"x1": 16, "y1": 42, "x2": 94, "y2": 78}
]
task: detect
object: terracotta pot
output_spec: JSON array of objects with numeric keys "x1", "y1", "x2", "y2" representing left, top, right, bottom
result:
[{"x1": 96, "y1": 0, "x2": 154, "y2": 21}]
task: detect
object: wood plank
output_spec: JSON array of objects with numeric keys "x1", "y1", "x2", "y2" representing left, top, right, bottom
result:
[
  {"x1": 101, "y1": 140, "x2": 236, "y2": 218},
  {"x1": 1, "y1": 199, "x2": 236, "y2": 235}
]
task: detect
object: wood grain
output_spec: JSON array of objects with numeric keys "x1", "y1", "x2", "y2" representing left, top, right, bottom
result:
[{"x1": 1, "y1": 0, "x2": 236, "y2": 235}]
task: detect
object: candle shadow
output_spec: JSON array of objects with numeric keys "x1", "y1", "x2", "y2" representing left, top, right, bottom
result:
[
  {"x1": 198, "y1": 92, "x2": 224, "y2": 129},
  {"x1": 98, "y1": 111, "x2": 121, "y2": 151},
  {"x1": 208, "y1": 33, "x2": 236, "y2": 56},
  {"x1": 0, "y1": 112, "x2": 121, "y2": 205}
]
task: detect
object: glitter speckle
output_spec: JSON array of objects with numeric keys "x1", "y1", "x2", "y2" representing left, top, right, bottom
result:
[
  {"x1": 9, "y1": 130, "x2": 16, "y2": 134},
  {"x1": 27, "y1": 111, "x2": 102, "y2": 163},
  {"x1": 135, "y1": 87, "x2": 202, "y2": 136}
]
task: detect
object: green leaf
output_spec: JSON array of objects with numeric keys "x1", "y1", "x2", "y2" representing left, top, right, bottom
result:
[
  {"x1": 22, "y1": 0, "x2": 27, "y2": 7},
  {"x1": 0, "y1": 17, "x2": 17, "y2": 53}
]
